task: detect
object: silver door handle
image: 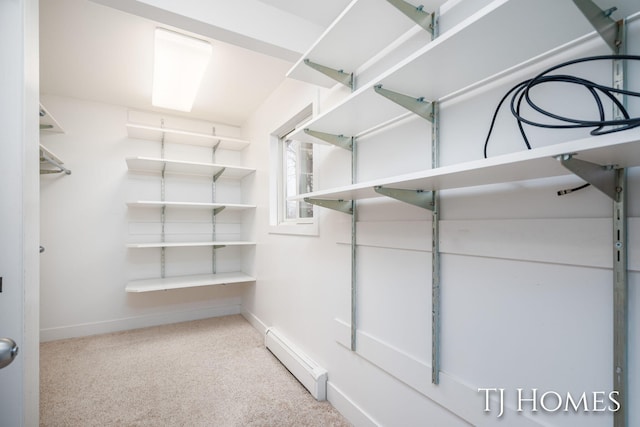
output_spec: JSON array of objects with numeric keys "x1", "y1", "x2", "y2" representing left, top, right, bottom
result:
[{"x1": 0, "y1": 338, "x2": 19, "y2": 369}]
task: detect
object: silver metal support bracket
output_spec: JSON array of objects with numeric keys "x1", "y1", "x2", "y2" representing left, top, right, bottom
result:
[
  {"x1": 213, "y1": 245, "x2": 227, "y2": 250},
  {"x1": 374, "y1": 85, "x2": 434, "y2": 122},
  {"x1": 612, "y1": 20, "x2": 626, "y2": 121},
  {"x1": 572, "y1": 0, "x2": 623, "y2": 52},
  {"x1": 613, "y1": 168, "x2": 627, "y2": 427},
  {"x1": 40, "y1": 151, "x2": 71, "y2": 175},
  {"x1": 303, "y1": 129, "x2": 353, "y2": 151},
  {"x1": 304, "y1": 198, "x2": 353, "y2": 215},
  {"x1": 350, "y1": 138, "x2": 358, "y2": 351},
  {"x1": 213, "y1": 168, "x2": 226, "y2": 182},
  {"x1": 557, "y1": 154, "x2": 617, "y2": 200},
  {"x1": 431, "y1": 101, "x2": 440, "y2": 385},
  {"x1": 304, "y1": 58, "x2": 353, "y2": 90},
  {"x1": 374, "y1": 186, "x2": 434, "y2": 210},
  {"x1": 385, "y1": 0, "x2": 435, "y2": 35},
  {"x1": 213, "y1": 207, "x2": 225, "y2": 216}
]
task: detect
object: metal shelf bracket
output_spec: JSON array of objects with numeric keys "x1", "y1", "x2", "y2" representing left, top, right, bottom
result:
[
  {"x1": 213, "y1": 207, "x2": 225, "y2": 216},
  {"x1": 557, "y1": 154, "x2": 617, "y2": 200},
  {"x1": 374, "y1": 186, "x2": 434, "y2": 210},
  {"x1": 213, "y1": 167, "x2": 226, "y2": 182},
  {"x1": 385, "y1": 0, "x2": 436, "y2": 35},
  {"x1": 304, "y1": 58, "x2": 354, "y2": 90},
  {"x1": 572, "y1": 0, "x2": 623, "y2": 52},
  {"x1": 559, "y1": 156, "x2": 628, "y2": 427},
  {"x1": 40, "y1": 151, "x2": 71, "y2": 175},
  {"x1": 304, "y1": 198, "x2": 353, "y2": 215},
  {"x1": 613, "y1": 167, "x2": 628, "y2": 427},
  {"x1": 304, "y1": 129, "x2": 353, "y2": 151},
  {"x1": 374, "y1": 85, "x2": 434, "y2": 122}
]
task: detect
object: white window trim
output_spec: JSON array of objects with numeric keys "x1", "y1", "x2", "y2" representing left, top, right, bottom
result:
[{"x1": 269, "y1": 104, "x2": 318, "y2": 236}]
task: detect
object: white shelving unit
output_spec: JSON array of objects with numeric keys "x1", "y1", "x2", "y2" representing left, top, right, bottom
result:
[
  {"x1": 291, "y1": 0, "x2": 639, "y2": 423},
  {"x1": 126, "y1": 272, "x2": 256, "y2": 293},
  {"x1": 126, "y1": 122, "x2": 256, "y2": 293},
  {"x1": 127, "y1": 201, "x2": 255, "y2": 210},
  {"x1": 39, "y1": 104, "x2": 64, "y2": 133},
  {"x1": 127, "y1": 241, "x2": 256, "y2": 249},
  {"x1": 287, "y1": 0, "x2": 445, "y2": 88},
  {"x1": 293, "y1": 129, "x2": 640, "y2": 202},
  {"x1": 289, "y1": 0, "x2": 614, "y2": 144},
  {"x1": 126, "y1": 123, "x2": 250, "y2": 150},
  {"x1": 39, "y1": 144, "x2": 71, "y2": 175},
  {"x1": 125, "y1": 157, "x2": 254, "y2": 179},
  {"x1": 39, "y1": 104, "x2": 71, "y2": 175}
]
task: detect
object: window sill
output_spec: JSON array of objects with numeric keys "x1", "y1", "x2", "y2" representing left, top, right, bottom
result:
[{"x1": 268, "y1": 221, "x2": 318, "y2": 236}]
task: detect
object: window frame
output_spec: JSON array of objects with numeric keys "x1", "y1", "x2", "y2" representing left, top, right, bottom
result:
[
  {"x1": 281, "y1": 137, "x2": 314, "y2": 224},
  {"x1": 269, "y1": 105, "x2": 318, "y2": 236}
]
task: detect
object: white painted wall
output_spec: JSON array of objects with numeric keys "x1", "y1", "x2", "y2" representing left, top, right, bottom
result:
[
  {"x1": 39, "y1": 95, "x2": 252, "y2": 341},
  {"x1": 240, "y1": 13, "x2": 640, "y2": 427}
]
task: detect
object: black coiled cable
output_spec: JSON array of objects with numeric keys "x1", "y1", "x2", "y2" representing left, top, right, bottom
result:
[{"x1": 483, "y1": 55, "x2": 640, "y2": 159}]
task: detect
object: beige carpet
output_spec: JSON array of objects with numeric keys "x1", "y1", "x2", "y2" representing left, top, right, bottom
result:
[{"x1": 40, "y1": 315, "x2": 351, "y2": 426}]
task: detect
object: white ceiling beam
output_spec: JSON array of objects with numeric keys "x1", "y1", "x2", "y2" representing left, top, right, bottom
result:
[{"x1": 89, "y1": 0, "x2": 326, "y2": 61}]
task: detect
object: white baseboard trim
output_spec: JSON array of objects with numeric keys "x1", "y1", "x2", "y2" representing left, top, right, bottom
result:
[
  {"x1": 327, "y1": 381, "x2": 379, "y2": 427},
  {"x1": 40, "y1": 304, "x2": 241, "y2": 342},
  {"x1": 241, "y1": 308, "x2": 374, "y2": 427},
  {"x1": 265, "y1": 327, "x2": 328, "y2": 401},
  {"x1": 240, "y1": 307, "x2": 268, "y2": 335}
]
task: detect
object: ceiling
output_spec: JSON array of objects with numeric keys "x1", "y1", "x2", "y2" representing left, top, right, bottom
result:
[{"x1": 39, "y1": 0, "x2": 350, "y2": 126}]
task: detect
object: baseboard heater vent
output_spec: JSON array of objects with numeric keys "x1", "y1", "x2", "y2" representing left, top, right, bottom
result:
[{"x1": 265, "y1": 327, "x2": 327, "y2": 401}]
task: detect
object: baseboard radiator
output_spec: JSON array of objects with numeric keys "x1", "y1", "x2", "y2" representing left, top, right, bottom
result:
[{"x1": 265, "y1": 327, "x2": 327, "y2": 401}]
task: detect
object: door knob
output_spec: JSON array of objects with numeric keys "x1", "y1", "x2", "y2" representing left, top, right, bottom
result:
[{"x1": 0, "y1": 338, "x2": 19, "y2": 369}]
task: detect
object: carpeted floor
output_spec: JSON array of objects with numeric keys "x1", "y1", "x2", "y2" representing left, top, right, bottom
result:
[{"x1": 40, "y1": 315, "x2": 351, "y2": 426}]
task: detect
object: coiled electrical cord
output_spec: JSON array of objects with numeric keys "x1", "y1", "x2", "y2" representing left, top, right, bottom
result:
[{"x1": 483, "y1": 55, "x2": 640, "y2": 159}]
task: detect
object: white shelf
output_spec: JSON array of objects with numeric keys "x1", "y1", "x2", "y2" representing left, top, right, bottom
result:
[
  {"x1": 39, "y1": 104, "x2": 64, "y2": 133},
  {"x1": 291, "y1": 0, "x2": 614, "y2": 144},
  {"x1": 126, "y1": 123, "x2": 250, "y2": 150},
  {"x1": 127, "y1": 241, "x2": 256, "y2": 249},
  {"x1": 39, "y1": 144, "x2": 64, "y2": 164},
  {"x1": 287, "y1": 0, "x2": 444, "y2": 88},
  {"x1": 294, "y1": 129, "x2": 640, "y2": 201},
  {"x1": 40, "y1": 143, "x2": 72, "y2": 175},
  {"x1": 127, "y1": 201, "x2": 256, "y2": 210},
  {"x1": 290, "y1": 87, "x2": 411, "y2": 144},
  {"x1": 126, "y1": 157, "x2": 255, "y2": 179},
  {"x1": 125, "y1": 272, "x2": 255, "y2": 293},
  {"x1": 375, "y1": 0, "x2": 601, "y2": 102}
]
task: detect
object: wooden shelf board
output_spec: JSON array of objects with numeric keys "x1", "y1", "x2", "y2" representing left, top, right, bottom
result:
[
  {"x1": 126, "y1": 123, "x2": 249, "y2": 150},
  {"x1": 126, "y1": 272, "x2": 255, "y2": 292},
  {"x1": 287, "y1": 0, "x2": 444, "y2": 88},
  {"x1": 294, "y1": 129, "x2": 640, "y2": 201},
  {"x1": 127, "y1": 241, "x2": 256, "y2": 249},
  {"x1": 126, "y1": 157, "x2": 255, "y2": 179},
  {"x1": 127, "y1": 201, "x2": 256, "y2": 210}
]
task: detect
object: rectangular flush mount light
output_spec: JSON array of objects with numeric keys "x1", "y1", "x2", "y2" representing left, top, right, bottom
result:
[{"x1": 152, "y1": 28, "x2": 212, "y2": 112}]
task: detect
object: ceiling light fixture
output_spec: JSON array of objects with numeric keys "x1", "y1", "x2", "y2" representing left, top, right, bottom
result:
[{"x1": 152, "y1": 28, "x2": 212, "y2": 112}]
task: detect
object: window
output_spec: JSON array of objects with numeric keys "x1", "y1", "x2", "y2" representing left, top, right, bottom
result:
[
  {"x1": 282, "y1": 137, "x2": 313, "y2": 222},
  {"x1": 270, "y1": 105, "x2": 317, "y2": 235}
]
